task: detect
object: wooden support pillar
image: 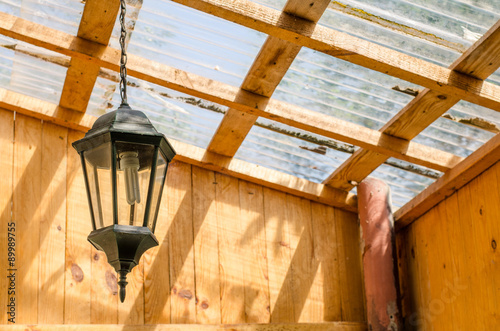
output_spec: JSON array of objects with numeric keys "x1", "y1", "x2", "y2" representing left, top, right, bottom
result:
[{"x1": 358, "y1": 178, "x2": 402, "y2": 330}]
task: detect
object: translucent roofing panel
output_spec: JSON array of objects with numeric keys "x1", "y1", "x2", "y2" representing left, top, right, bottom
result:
[
  {"x1": 275, "y1": 47, "x2": 420, "y2": 130},
  {"x1": 235, "y1": 122, "x2": 353, "y2": 183},
  {"x1": 0, "y1": 0, "x2": 84, "y2": 36},
  {"x1": 409, "y1": 99, "x2": 499, "y2": 158},
  {"x1": 0, "y1": 35, "x2": 68, "y2": 104},
  {"x1": 111, "y1": 0, "x2": 267, "y2": 87},
  {"x1": 87, "y1": 69, "x2": 224, "y2": 149},
  {"x1": 320, "y1": 0, "x2": 500, "y2": 67}
]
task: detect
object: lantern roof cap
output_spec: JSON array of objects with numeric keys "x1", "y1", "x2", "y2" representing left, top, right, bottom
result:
[
  {"x1": 73, "y1": 104, "x2": 176, "y2": 162},
  {"x1": 87, "y1": 104, "x2": 163, "y2": 138}
]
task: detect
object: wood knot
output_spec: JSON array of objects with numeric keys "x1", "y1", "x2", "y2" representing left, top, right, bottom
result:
[
  {"x1": 200, "y1": 301, "x2": 209, "y2": 309},
  {"x1": 492, "y1": 239, "x2": 497, "y2": 250},
  {"x1": 71, "y1": 263, "x2": 84, "y2": 283},
  {"x1": 178, "y1": 289, "x2": 193, "y2": 300},
  {"x1": 105, "y1": 270, "x2": 118, "y2": 295},
  {"x1": 93, "y1": 253, "x2": 100, "y2": 261}
]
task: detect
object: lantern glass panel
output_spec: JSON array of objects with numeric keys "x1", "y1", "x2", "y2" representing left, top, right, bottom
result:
[
  {"x1": 83, "y1": 141, "x2": 113, "y2": 229},
  {"x1": 115, "y1": 141, "x2": 155, "y2": 227},
  {"x1": 148, "y1": 152, "x2": 168, "y2": 231}
]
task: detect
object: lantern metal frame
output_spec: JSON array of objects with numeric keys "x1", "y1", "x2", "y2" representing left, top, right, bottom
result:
[{"x1": 72, "y1": 0, "x2": 176, "y2": 302}]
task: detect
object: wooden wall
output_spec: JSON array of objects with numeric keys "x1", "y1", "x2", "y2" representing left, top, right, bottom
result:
[
  {"x1": 397, "y1": 160, "x2": 500, "y2": 330},
  {"x1": 0, "y1": 109, "x2": 365, "y2": 325}
]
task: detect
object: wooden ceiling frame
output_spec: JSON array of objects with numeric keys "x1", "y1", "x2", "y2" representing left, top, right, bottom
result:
[
  {"x1": 0, "y1": 11, "x2": 463, "y2": 173},
  {"x1": 0, "y1": 1, "x2": 499, "y2": 223}
]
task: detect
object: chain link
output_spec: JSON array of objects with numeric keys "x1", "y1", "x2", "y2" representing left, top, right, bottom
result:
[{"x1": 119, "y1": 0, "x2": 128, "y2": 106}]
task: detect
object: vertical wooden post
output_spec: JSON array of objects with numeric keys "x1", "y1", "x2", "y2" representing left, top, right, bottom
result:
[{"x1": 358, "y1": 178, "x2": 402, "y2": 330}]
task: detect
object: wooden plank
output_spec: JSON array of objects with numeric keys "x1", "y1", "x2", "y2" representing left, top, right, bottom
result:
[
  {"x1": 0, "y1": 321, "x2": 369, "y2": 331},
  {"x1": 59, "y1": 0, "x2": 120, "y2": 112},
  {"x1": 64, "y1": 130, "x2": 92, "y2": 323},
  {"x1": 263, "y1": 188, "x2": 294, "y2": 323},
  {"x1": 216, "y1": 172, "x2": 245, "y2": 323},
  {"x1": 395, "y1": 131, "x2": 500, "y2": 229},
  {"x1": 77, "y1": 0, "x2": 120, "y2": 43},
  {"x1": 451, "y1": 19, "x2": 500, "y2": 80},
  {"x1": 208, "y1": 0, "x2": 330, "y2": 156},
  {"x1": 462, "y1": 176, "x2": 498, "y2": 328},
  {"x1": 334, "y1": 209, "x2": 364, "y2": 322},
  {"x1": 311, "y1": 203, "x2": 342, "y2": 321},
  {"x1": 191, "y1": 166, "x2": 221, "y2": 324},
  {"x1": 143, "y1": 162, "x2": 172, "y2": 324},
  {"x1": 166, "y1": 0, "x2": 500, "y2": 111},
  {"x1": 238, "y1": 181, "x2": 270, "y2": 323},
  {"x1": 444, "y1": 192, "x2": 480, "y2": 330},
  {"x1": 324, "y1": 20, "x2": 500, "y2": 190},
  {"x1": 0, "y1": 109, "x2": 14, "y2": 324},
  {"x1": 422, "y1": 202, "x2": 457, "y2": 330},
  {"x1": 13, "y1": 114, "x2": 42, "y2": 323},
  {"x1": 38, "y1": 123, "x2": 68, "y2": 323},
  {"x1": 0, "y1": 88, "x2": 96, "y2": 132},
  {"x1": 449, "y1": 189, "x2": 482, "y2": 330},
  {"x1": 286, "y1": 195, "x2": 318, "y2": 322},
  {"x1": 168, "y1": 162, "x2": 196, "y2": 323}
]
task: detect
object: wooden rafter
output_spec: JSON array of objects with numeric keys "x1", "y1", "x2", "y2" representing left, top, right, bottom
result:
[
  {"x1": 0, "y1": 12, "x2": 463, "y2": 173},
  {"x1": 171, "y1": 0, "x2": 500, "y2": 111},
  {"x1": 0, "y1": 88, "x2": 95, "y2": 131},
  {"x1": 207, "y1": 0, "x2": 330, "y2": 156},
  {"x1": 0, "y1": 89, "x2": 357, "y2": 212},
  {"x1": 59, "y1": 0, "x2": 120, "y2": 112},
  {"x1": 323, "y1": 20, "x2": 500, "y2": 191}
]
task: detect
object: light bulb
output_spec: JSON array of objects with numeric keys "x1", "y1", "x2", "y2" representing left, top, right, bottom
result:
[{"x1": 120, "y1": 151, "x2": 141, "y2": 205}]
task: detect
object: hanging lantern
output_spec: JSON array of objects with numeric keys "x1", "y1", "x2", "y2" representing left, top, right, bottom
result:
[{"x1": 72, "y1": 0, "x2": 175, "y2": 302}]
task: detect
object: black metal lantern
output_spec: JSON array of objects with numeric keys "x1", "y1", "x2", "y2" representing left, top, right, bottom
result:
[{"x1": 72, "y1": 0, "x2": 175, "y2": 302}]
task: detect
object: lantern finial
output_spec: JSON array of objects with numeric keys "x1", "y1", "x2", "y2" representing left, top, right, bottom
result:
[{"x1": 118, "y1": 270, "x2": 128, "y2": 302}]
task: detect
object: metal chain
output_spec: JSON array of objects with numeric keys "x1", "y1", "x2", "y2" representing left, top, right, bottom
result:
[{"x1": 119, "y1": 0, "x2": 128, "y2": 106}]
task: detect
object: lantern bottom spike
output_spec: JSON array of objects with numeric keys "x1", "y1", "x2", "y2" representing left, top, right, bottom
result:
[{"x1": 118, "y1": 270, "x2": 129, "y2": 303}]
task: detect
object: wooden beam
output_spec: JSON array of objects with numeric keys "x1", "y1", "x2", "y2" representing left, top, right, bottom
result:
[
  {"x1": 171, "y1": 139, "x2": 357, "y2": 212},
  {"x1": 0, "y1": 14, "x2": 463, "y2": 172},
  {"x1": 395, "y1": 131, "x2": 500, "y2": 230},
  {"x1": 0, "y1": 322, "x2": 367, "y2": 331},
  {"x1": 324, "y1": 20, "x2": 500, "y2": 190},
  {"x1": 0, "y1": 88, "x2": 96, "y2": 131},
  {"x1": 59, "y1": 0, "x2": 120, "y2": 112},
  {"x1": 207, "y1": 0, "x2": 330, "y2": 156},
  {"x1": 0, "y1": 88, "x2": 357, "y2": 212},
  {"x1": 170, "y1": 0, "x2": 500, "y2": 111}
]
